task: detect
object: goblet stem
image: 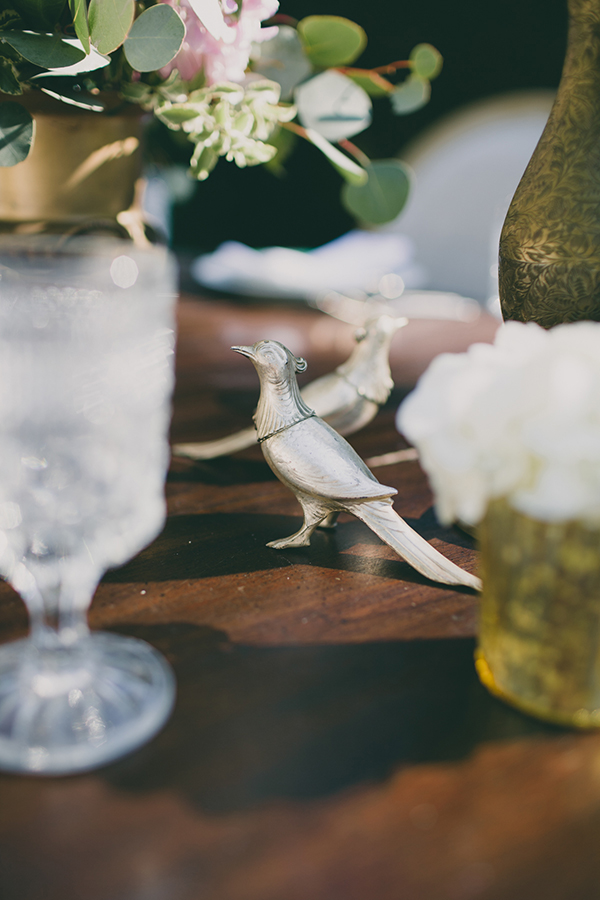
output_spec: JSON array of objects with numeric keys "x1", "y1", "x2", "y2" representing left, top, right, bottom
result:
[
  {"x1": 11, "y1": 569, "x2": 100, "y2": 715},
  {"x1": 22, "y1": 567, "x2": 98, "y2": 652},
  {"x1": 0, "y1": 565, "x2": 175, "y2": 773}
]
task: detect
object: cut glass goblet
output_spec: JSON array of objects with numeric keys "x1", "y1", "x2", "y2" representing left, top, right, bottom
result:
[{"x1": 0, "y1": 236, "x2": 177, "y2": 774}]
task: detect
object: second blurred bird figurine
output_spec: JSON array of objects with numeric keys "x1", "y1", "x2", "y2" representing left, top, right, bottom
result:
[
  {"x1": 233, "y1": 339, "x2": 481, "y2": 591},
  {"x1": 173, "y1": 315, "x2": 406, "y2": 461}
]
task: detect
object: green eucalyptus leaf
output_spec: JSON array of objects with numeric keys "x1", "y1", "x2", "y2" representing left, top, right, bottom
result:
[
  {"x1": 35, "y1": 40, "x2": 110, "y2": 76},
  {"x1": 10, "y1": 0, "x2": 66, "y2": 30},
  {"x1": 123, "y1": 4, "x2": 185, "y2": 72},
  {"x1": 88, "y1": 0, "x2": 135, "y2": 55},
  {"x1": 410, "y1": 43, "x2": 443, "y2": 80},
  {"x1": 303, "y1": 126, "x2": 367, "y2": 186},
  {"x1": 0, "y1": 60, "x2": 22, "y2": 94},
  {"x1": 0, "y1": 101, "x2": 34, "y2": 166},
  {"x1": 342, "y1": 159, "x2": 410, "y2": 225},
  {"x1": 295, "y1": 70, "x2": 371, "y2": 143},
  {"x1": 68, "y1": 0, "x2": 90, "y2": 54},
  {"x1": 252, "y1": 26, "x2": 312, "y2": 102},
  {"x1": 341, "y1": 68, "x2": 394, "y2": 98},
  {"x1": 391, "y1": 74, "x2": 430, "y2": 115},
  {"x1": 297, "y1": 15, "x2": 367, "y2": 68},
  {"x1": 0, "y1": 31, "x2": 86, "y2": 68}
]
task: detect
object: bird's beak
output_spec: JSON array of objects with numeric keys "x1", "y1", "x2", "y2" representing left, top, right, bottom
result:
[{"x1": 232, "y1": 345, "x2": 256, "y2": 360}]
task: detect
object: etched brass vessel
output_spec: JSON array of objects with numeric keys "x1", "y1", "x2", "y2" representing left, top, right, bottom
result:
[
  {"x1": 499, "y1": 0, "x2": 600, "y2": 326},
  {"x1": 476, "y1": 498, "x2": 600, "y2": 728}
]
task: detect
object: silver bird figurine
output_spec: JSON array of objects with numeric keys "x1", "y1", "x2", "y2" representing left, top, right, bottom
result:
[
  {"x1": 232, "y1": 339, "x2": 481, "y2": 591},
  {"x1": 172, "y1": 314, "x2": 406, "y2": 461}
]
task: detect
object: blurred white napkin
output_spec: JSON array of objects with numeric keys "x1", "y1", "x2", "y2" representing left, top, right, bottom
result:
[{"x1": 191, "y1": 230, "x2": 426, "y2": 300}]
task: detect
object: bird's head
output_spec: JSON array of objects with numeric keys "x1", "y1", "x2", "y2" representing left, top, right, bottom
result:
[
  {"x1": 337, "y1": 314, "x2": 407, "y2": 404},
  {"x1": 232, "y1": 340, "x2": 307, "y2": 385},
  {"x1": 354, "y1": 314, "x2": 408, "y2": 348}
]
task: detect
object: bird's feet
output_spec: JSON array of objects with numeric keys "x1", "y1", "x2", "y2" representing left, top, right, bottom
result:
[
  {"x1": 317, "y1": 511, "x2": 339, "y2": 530},
  {"x1": 267, "y1": 532, "x2": 312, "y2": 549}
]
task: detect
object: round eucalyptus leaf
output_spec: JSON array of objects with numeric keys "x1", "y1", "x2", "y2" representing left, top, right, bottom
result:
[
  {"x1": 295, "y1": 70, "x2": 371, "y2": 142},
  {"x1": 410, "y1": 43, "x2": 443, "y2": 80},
  {"x1": 39, "y1": 40, "x2": 109, "y2": 76},
  {"x1": 252, "y1": 26, "x2": 312, "y2": 101},
  {"x1": 88, "y1": 0, "x2": 134, "y2": 55},
  {"x1": 298, "y1": 15, "x2": 367, "y2": 68},
  {"x1": 342, "y1": 159, "x2": 411, "y2": 225},
  {"x1": 0, "y1": 102, "x2": 34, "y2": 167},
  {"x1": 391, "y1": 75, "x2": 431, "y2": 116},
  {"x1": 0, "y1": 30, "x2": 86, "y2": 68},
  {"x1": 123, "y1": 4, "x2": 185, "y2": 72}
]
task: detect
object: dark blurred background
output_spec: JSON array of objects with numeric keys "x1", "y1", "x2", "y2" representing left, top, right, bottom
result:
[{"x1": 168, "y1": 0, "x2": 568, "y2": 255}]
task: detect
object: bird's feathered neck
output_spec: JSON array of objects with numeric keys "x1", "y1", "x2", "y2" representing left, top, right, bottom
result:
[
  {"x1": 254, "y1": 369, "x2": 315, "y2": 440},
  {"x1": 336, "y1": 330, "x2": 395, "y2": 405}
]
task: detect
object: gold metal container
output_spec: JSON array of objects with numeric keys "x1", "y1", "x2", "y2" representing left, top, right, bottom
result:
[
  {"x1": 0, "y1": 91, "x2": 143, "y2": 233},
  {"x1": 476, "y1": 498, "x2": 600, "y2": 728}
]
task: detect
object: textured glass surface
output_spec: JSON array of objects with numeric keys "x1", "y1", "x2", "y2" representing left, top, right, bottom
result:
[
  {"x1": 0, "y1": 237, "x2": 177, "y2": 773},
  {"x1": 477, "y1": 498, "x2": 600, "y2": 727}
]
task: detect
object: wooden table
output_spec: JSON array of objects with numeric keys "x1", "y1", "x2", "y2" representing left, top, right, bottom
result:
[{"x1": 1, "y1": 298, "x2": 598, "y2": 900}]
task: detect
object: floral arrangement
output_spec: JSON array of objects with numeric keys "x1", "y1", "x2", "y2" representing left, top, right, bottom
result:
[
  {"x1": 397, "y1": 321, "x2": 600, "y2": 526},
  {"x1": 0, "y1": 0, "x2": 442, "y2": 224}
]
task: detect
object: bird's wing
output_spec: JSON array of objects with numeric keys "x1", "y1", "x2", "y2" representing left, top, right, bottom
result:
[
  {"x1": 301, "y1": 372, "x2": 356, "y2": 420},
  {"x1": 172, "y1": 425, "x2": 257, "y2": 459},
  {"x1": 264, "y1": 417, "x2": 397, "y2": 501}
]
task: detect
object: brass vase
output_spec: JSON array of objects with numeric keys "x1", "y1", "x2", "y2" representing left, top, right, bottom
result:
[
  {"x1": 476, "y1": 498, "x2": 600, "y2": 728},
  {"x1": 499, "y1": 0, "x2": 600, "y2": 326},
  {"x1": 0, "y1": 91, "x2": 147, "y2": 241}
]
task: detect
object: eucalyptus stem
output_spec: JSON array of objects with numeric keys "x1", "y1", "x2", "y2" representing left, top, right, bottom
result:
[
  {"x1": 372, "y1": 60, "x2": 411, "y2": 75},
  {"x1": 338, "y1": 138, "x2": 371, "y2": 170}
]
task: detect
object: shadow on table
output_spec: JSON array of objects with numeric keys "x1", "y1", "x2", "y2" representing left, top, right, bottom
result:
[
  {"x1": 168, "y1": 454, "x2": 275, "y2": 486},
  {"x1": 104, "y1": 511, "x2": 475, "y2": 588},
  {"x1": 102, "y1": 623, "x2": 563, "y2": 815}
]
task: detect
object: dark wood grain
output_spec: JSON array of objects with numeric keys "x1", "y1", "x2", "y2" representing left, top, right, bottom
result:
[{"x1": 3, "y1": 297, "x2": 598, "y2": 900}]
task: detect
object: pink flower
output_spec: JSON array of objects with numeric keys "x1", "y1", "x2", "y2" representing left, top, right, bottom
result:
[{"x1": 159, "y1": 0, "x2": 279, "y2": 85}]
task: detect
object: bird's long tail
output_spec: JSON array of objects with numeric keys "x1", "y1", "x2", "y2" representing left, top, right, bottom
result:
[
  {"x1": 172, "y1": 426, "x2": 257, "y2": 460},
  {"x1": 348, "y1": 499, "x2": 481, "y2": 590}
]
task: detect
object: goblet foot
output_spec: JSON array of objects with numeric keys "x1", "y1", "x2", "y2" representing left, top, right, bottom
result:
[{"x1": 0, "y1": 631, "x2": 175, "y2": 775}]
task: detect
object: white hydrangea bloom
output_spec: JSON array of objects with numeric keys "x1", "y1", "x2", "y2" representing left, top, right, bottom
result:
[{"x1": 397, "y1": 320, "x2": 600, "y2": 526}]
